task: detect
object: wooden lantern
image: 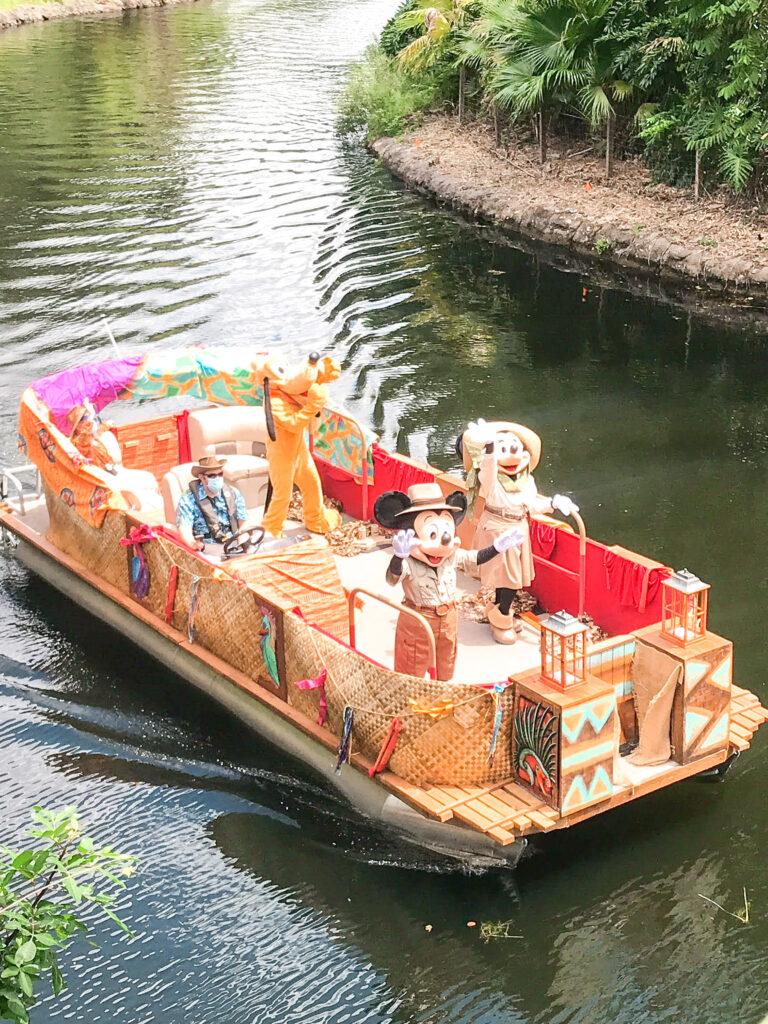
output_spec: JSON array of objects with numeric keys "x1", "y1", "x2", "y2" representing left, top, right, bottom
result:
[
  {"x1": 661, "y1": 569, "x2": 710, "y2": 647},
  {"x1": 540, "y1": 610, "x2": 588, "y2": 691}
]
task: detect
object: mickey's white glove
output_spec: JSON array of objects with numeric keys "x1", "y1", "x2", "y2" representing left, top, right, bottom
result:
[
  {"x1": 551, "y1": 494, "x2": 579, "y2": 517},
  {"x1": 493, "y1": 527, "x2": 525, "y2": 553},
  {"x1": 465, "y1": 418, "x2": 494, "y2": 448},
  {"x1": 392, "y1": 529, "x2": 419, "y2": 559}
]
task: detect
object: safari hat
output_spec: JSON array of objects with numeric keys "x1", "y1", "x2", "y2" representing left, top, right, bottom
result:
[
  {"x1": 191, "y1": 454, "x2": 228, "y2": 478},
  {"x1": 396, "y1": 483, "x2": 459, "y2": 517},
  {"x1": 461, "y1": 420, "x2": 542, "y2": 473}
]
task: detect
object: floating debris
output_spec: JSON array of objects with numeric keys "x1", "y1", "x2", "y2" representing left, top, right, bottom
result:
[{"x1": 479, "y1": 920, "x2": 523, "y2": 942}]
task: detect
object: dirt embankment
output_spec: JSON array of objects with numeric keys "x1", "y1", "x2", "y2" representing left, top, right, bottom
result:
[
  {"x1": 0, "y1": 0, "x2": 198, "y2": 32},
  {"x1": 372, "y1": 117, "x2": 768, "y2": 310}
]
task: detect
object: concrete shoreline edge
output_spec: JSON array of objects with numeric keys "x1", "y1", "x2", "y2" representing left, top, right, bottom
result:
[
  {"x1": 0, "y1": 0, "x2": 198, "y2": 32},
  {"x1": 371, "y1": 134, "x2": 768, "y2": 319}
]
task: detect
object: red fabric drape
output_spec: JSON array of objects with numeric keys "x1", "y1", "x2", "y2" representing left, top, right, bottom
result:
[
  {"x1": 530, "y1": 520, "x2": 557, "y2": 559},
  {"x1": 603, "y1": 550, "x2": 672, "y2": 613}
]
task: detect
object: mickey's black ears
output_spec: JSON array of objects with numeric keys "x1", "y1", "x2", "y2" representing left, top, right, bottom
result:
[
  {"x1": 445, "y1": 490, "x2": 467, "y2": 525},
  {"x1": 374, "y1": 491, "x2": 411, "y2": 530}
]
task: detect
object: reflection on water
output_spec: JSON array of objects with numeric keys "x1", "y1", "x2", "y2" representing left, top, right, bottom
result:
[{"x1": 1, "y1": 0, "x2": 768, "y2": 1020}]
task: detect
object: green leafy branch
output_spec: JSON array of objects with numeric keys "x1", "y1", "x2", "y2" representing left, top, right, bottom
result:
[{"x1": 0, "y1": 806, "x2": 137, "y2": 1024}]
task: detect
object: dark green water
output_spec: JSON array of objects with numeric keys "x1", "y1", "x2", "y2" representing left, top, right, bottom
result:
[{"x1": 1, "y1": 1, "x2": 768, "y2": 1021}]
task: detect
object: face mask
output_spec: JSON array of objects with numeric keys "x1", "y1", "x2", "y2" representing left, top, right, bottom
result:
[{"x1": 207, "y1": 476, "x2": 224, "y2": 494}]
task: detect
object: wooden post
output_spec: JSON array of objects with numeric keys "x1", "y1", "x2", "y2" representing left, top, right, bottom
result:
[
  {"x1": 694, "y1": 149, "x2": 701, "y2": 200},
  {"x1": 494, "y1": 106, "x2": 501, "y2": 148},
  {"x1": 458, "y1": 65, "x2": 466, "y2": 124},
  {"x1": 538, "y1": 110, "x2": 547, "y2": 164},
  {"x1": 605, "y1": 110, "x2": 614, "y2": 178}
]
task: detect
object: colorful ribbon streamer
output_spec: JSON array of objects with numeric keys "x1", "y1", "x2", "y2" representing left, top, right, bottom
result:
[
  {"x1": 119, "y1": 524, "x2": 156, "y2": 600},
  {"x1": 187, "y1": 576, "x2": 200, "y2": 643},
  {"x1": 335, "y1": 706, "x2": 354, "y2": 772},
  {"x1": 488, "y1": 682, "x2": 506, "y2": 766},
  {"x1": 408, "y1": 696, "x2": 456, "y2": 719},
  {"x1": 369, "y1": 716, "x2": 402, "y2": 777},
  {"x1": 294, "y1": 668, "x2": 328, "y2": 726},
  {"x1": 164, "y1": 564, "x2": 178, "y2": 624}
]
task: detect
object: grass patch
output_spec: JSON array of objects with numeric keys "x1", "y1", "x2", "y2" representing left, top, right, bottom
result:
[{"x1": 337, "y1": 45, "x2": 448, "y2": 142}]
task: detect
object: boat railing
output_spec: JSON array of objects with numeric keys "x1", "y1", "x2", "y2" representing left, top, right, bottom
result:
[
  {"x1": 571, "y1": 509, "x2": 587, "y2": 617},
  {"x1": 348, "y1": 587, "x2": 437, "y2": 679},
  {"x1": 0, "y1": 463, "x2": 42, "y2": 516}
]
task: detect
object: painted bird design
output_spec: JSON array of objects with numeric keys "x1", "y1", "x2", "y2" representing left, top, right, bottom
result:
[{"x1": 258, "y1": 608, "x2": 280, "y2": 688}]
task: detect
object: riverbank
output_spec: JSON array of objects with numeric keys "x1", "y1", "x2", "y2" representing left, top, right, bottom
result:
[
  {"x1": 0, "y1": 0, "x2": 197, "y2": 31},
  {"x1": 372, "y1": 117, "x2": 768, "y2": 308}
]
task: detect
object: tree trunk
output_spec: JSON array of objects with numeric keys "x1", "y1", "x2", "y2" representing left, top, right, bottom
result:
[
  {"x1": 605, "y1": 110, "x2": 614, "y2": 178},
  {"x1": 694, "y1": 149, "x2": 701, "y2": 200},
  {"x1": 458, "y1": 66, "x2": 466, "y2": 124},
  {"x1": 493, "y1": 106, "x2": 501, "y2": 148},
  {"x1": 538, "y1": 110, "x2": 547, "y2": 164}
]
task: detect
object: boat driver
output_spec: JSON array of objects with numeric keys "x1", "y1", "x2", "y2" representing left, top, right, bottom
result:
[{"x1": 176, "y1": 455, "x2": 252, "y2": 552}]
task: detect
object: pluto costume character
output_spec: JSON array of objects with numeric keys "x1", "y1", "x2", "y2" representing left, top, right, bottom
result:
[
  {"x1": 260, "y1": 352, "x2": 343, "y2": 538},
  {"x1": 375, "y1": 483, "x2": 523, "y2": 681},
  {"x1": 461, "y1": 419, "x2": 579, "y2": 645}
]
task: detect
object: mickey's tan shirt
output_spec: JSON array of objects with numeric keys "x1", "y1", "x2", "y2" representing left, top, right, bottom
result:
[{"x1": 386, "y1": 548, "x2": 479, "y2": 607}]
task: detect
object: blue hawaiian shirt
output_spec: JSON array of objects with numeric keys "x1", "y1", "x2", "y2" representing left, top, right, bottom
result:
[{"x1": 176, "y1": 480, "x2": 247, "y2": 539}]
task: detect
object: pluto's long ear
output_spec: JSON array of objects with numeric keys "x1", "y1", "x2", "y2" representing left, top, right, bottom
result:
[
  {"x1": 374, "y1": 491, "x2": 411, "y2": 530},
  {"x1": 455, "y1": 434, "x2": 464, "y2": 460},
  {"x1": 446, "y1": 490, "x2": 468, "y2": 525},
  {"x1": 263, "y1": 378, "x2": 277, "y2": 442}
]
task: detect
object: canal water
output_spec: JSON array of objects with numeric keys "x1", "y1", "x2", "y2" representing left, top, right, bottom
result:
[{"x1": 1, "y1": 0, "x2": 768, "y2": 1020}]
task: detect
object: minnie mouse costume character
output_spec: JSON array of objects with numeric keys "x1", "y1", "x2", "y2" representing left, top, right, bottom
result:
[
  {"x1": 374, "y1": 483, "x2": 523, "y2": 681},
  {"x1": 460, "y1": 419, "x2": 579, "y2": 645}
]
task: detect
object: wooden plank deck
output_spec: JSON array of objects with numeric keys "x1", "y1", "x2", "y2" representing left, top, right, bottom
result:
[{"x1": 383, "y1": 686, "x2": 768, "y2": 847}]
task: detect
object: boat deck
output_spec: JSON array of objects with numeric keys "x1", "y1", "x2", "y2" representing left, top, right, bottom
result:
[{"x1": 333, "y1": 541, "x2": 543, "y2": 684}]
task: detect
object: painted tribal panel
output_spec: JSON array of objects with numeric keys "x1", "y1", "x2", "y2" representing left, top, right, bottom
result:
[
  {"x1": 672, "y1": 639, "x2": 732, "y2": 763},
  {"x1": 512, "y1": 696, "x2": 559, "y2": 806},
  {"x1": 559, "y1": 689, "x2": 616, "y2": 815}
]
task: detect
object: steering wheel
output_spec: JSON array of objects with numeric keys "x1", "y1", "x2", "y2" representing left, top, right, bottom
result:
[{"x1": 221, "y1": 526, "x2": 265, "y2": 560}]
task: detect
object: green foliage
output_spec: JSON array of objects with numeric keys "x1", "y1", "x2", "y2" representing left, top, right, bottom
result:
[
  {"x1": 0, "y1": 807, "x2": 136, "y2": 1024},
  {"x1": 595, "y1": 237, "x2": 613, "y2": 253},
  {"x1": 395, "y1": 0, "x2": 479, "y2": 72},
  {"x1": 337, "y1": 45, "x2": 453, "y2": 141},
  {"x1": 344, "y1": 0, "x2": 768, "y2": 192},
  {"x1": 380, "y1": 0, "x2": 424, "y2": 58}
]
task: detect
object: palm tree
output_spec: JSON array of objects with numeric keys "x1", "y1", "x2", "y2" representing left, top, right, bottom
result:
[
  {"x1": 396, "y1": 0, "x2": 476, "y2": 119},
  {"x1": 477, "y1": 0, "x2": 633, "y2": 170}
]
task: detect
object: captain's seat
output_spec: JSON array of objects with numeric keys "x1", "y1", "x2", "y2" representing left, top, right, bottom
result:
[{"x1": 161, "y1": 406, "x2": 271, "y2": 523}]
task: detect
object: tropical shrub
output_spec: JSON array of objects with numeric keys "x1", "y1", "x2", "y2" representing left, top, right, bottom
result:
[
  {"x1": 0, "y1": 806, "x2": 136, "y2": 1024},
  {"x1": 337, "y1": 45, "x2": 453, "y2": 140}
]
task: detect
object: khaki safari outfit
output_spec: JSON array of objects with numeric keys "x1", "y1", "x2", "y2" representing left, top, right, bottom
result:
[
  {"x1": 465, "y1": 420, "x2": 549, "y2": 592},
  {"x1": 376, "y1": 482, "x2": 520, "y2": 681},
  {"x1": 387, "y1": 547, "x2": 479, "y2": 681}
]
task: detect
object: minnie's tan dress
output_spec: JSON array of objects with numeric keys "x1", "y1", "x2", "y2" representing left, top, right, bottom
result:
[{"x1": 472, "y1": 456, "x2": 552, "y2": 590}]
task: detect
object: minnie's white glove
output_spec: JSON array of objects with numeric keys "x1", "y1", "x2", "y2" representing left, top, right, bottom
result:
[
  {"x1": 392, "y1": 529, "x2": 419, "y2": 559},
  {"x1": 551, "y1": 494, "x2": 579, "y2": 517},
  {"x1": 493, "y1": 527, "x2": 525, "y2": 552},
  {"x1": 465, "y1": 418, "x2": 494, "y2": 448}
]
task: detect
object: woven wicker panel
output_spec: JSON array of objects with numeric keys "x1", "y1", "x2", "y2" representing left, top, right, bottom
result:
[
  {"x1": 44, "y1": 483, "x2": 131, "y2": 594},
  {"x1": 190, "y1": 578, "x2": 262, "y2": 679},
  {"x1": 284, "y1": 612, "x2": 514, "y2": 786},
  {"x1": 112, "y1": 413, "x2": 179, "y2": 482}
]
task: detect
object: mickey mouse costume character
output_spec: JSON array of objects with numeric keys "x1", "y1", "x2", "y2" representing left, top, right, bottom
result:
[
  {"x1": 460, "y1": 419, "x2": 579, "y2": 645},
  {"x1": 374, "y1": 483, "x2": 523, "y2": 681}
]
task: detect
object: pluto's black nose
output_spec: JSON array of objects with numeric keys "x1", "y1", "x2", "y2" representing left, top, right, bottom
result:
[{"x1": 308, "y1": 351, "x2": 320, "y2": 365}]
